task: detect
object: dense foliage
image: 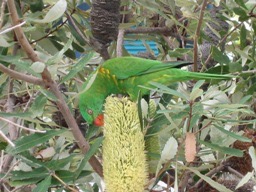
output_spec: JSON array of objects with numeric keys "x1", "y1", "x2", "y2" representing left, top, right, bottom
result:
[{"x1": 0, "y1": 0, "x2": 255, "y2": 191}]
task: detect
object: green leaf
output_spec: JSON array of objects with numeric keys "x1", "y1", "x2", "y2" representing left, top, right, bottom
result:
[
  {"x1": 30, "y1": 61, "x2": 46, "y2": 73},
  {"x1": 187, "y1": 167, "x2": 233, "y2": 192},
  {"x1": 30, "y1": 0, "x2": 67, "y2": 23},
  {"x1": 211, "y1": 47, "x2": 230, "y2": 64},
  {"x1": 149, "y1": 82, "x2": 188, "y2": 100},
  {"x1": 75, "y1": 137, "x2": 103, "y2": 179},
  {"x1": 48, "y1": 37, "x2": 76, "y2": 59},
  {"x1": 29, "y1": 94, "x2": 47, "y2": 118},
  {"x1": 0, "y1": 35, "x2": 13, "y2": 47},
  {"x1": 29, "y1": 0, "x2": 44, "y2": 13},
  {"x1": 240, "y1": 24, "x2": 247, "y2": 50},
  {"x1": 51, "y1": 170, "x2": 91, "y2": 185},
  {"x1": 233, "y1": 7, "x2": 249, "y2": 21},
  {"x1": 12, "y1": 167, "x2": 48, "y2": 181},
  {"x1": 40, "y1": 89, "x2": 58, "y2": 101},
  {"x1": 0, "y1": 112, "x2": 32, "y2": 118},
  {"x1": 235, "y1": 0, "x2": 248, "y2": 10},
  {"x1": 60, "y1": 52, "x2": 94, "y2": 83},
  {"x1": 199, "y1": 140, "x2": 243, "y2": 157},
  {"x1": 6, "y1": 130, "x2": 66, "y2": 154},
  {"x1": 43, "y1": 155, "x2": 75, "y2": 170},
  {"x1": 214, "y1": 125, "x2": 251, "y2": 142},
  {"x1": 240, "y1": 95, "x2": 252, "y2": 104},
  {"x1": 32, "y1": 175, "x2": 52, "y2": 192},
  {"x1": 0, "y1": 55, "x2": 39, "y2": 77},
  {"x1": 228, "y1": 61, "x2": 242, "y2": 73},
  {"x1": 47, "y1": 37, "x2": 73, "y2": 65},
  {"x1": 10, "y1": 177, "x2": 43, "y2": 186},
  {"x1": 235, "y1": 172, "x2": 254, "y2": 190}
]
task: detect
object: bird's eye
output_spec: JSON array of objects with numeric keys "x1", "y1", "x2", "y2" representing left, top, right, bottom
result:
[{"x1": 87, "y1": 109, "x2": 93, "y2": 115}]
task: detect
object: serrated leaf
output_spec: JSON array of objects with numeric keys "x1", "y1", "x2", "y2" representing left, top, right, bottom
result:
[
  {"x1": 31, "y1": 0, "x2": 67, "y2": 23},
  {"x1": 30, "y1": 62, "x2": 45, "y2": 73},
  {"x1": 6, "y1": 130, "x2": 66, "y2": 154},
  {"x1": 60, "y1": 52, "x2": 94, "y2": 83},
  {"x1": 32, "y1": 175, "x2": 51, "y2": 192},
  {"x1": 187, "y1": 167, "x2": 233, "y2": 192},
  {"x1": 199, "y1": 140, "x2": 243, "y2": 157}
]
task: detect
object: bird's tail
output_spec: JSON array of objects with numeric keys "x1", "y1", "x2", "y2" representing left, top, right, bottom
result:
[{"x1": 186, "y1": 71, "x2": 234, "y2": 81}]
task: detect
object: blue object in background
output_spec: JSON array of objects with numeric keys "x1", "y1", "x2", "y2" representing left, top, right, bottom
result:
[{"x1": 124, "y1": 40, "x2": 159, "y2": 56}]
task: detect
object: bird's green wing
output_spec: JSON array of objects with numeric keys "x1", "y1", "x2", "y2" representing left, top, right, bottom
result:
[{"x1": 102, "y1": 57, "x2": 192, "y2": 79}]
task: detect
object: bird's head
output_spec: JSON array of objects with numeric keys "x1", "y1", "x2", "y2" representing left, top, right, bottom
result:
[{"x1": 79, "y1": 95, "x2": 105, "y2": 127}]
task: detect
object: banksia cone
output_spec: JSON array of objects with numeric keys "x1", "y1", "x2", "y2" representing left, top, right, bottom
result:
[
  {"x1": 90, "y1": 0, "x2": 120, "y2": 46},
  {"x1": 103, "y1": 96, "x2": 148, "y2": 192}
]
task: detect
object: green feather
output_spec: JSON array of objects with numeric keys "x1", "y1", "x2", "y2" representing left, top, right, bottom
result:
[{"x1": 79, "y1": 57, "x2": 233, "y2": 125}]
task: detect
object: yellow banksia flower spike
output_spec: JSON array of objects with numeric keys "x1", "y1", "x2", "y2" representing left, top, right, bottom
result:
[{"x1": 103, "y1": 96, "x2": 148, "y2": 192}]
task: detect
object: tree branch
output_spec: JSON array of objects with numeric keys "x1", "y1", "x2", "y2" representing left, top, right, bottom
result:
[
  {"x1": 0, "y1": 63, "x2": 44, "y2": 86},
  {"x1": 193, "y1": 0, "x2": 208, "y2": 72},
  {"x1": 6, "y1": 0, "x2": 103, "y2": 177},
  {"x1": 116, "y1": 29, "x2": 124, "y2": 57},
  {"x1": 0, "y1": 0, "x2": 7, "y2": 30}
]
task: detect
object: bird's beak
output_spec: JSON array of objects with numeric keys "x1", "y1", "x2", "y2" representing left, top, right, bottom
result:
[{"x1": 93, "y1": 114, "x2": 104, "y2": 127}]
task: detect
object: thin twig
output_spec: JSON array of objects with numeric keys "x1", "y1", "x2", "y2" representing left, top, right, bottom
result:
[
  {"x1": 193, "y1": 0, "x2": 208, "y2": 72},
  {"x1": 193, "y1": 164, "x2": 225, "y2": 189},
  {"x1": 116, "y1": 29, "x2": 124, "y2": 57},
  {"x1": 0, "y1": 21, "x2": 26, "y2": 35},
  {"x1": 236, "y1": 69, "x2": 256, "y2": 74},
  {"x1": 0, "y1": 117, "x2": 46, "y2": 133},
  {"x1": 65, "y1": 12, "x2": 90, "y2": 45},
  {"x1": 0, "y1": 160, "x2": 20, "y2": 183},
  {"x1": 30, "y1": 10, "x2": 76, "y2": 44},
  {"x1": 204, "y1": 22, "x2": 243, "y2": 67},
  {"x1": 51, "y1": 172, "x2": 79, "y2": 192}
]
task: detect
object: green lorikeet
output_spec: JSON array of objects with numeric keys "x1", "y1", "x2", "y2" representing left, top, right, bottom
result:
[{"x1": 79, "y1": 57, "x2": 232, "y2": 126}]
